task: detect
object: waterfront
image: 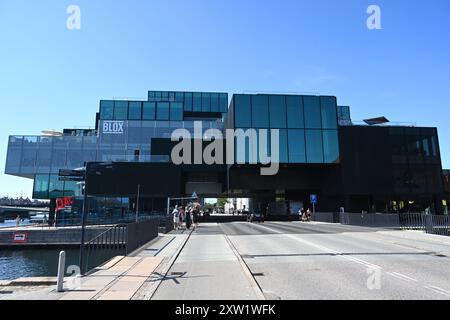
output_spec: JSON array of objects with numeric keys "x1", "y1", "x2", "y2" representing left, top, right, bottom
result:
[
  {"x1": 0, "y1": 219, "x2": 31, "y2": 229},
  {"x1": 0, "y1": 248, "x2": 80, "y2": 280}
]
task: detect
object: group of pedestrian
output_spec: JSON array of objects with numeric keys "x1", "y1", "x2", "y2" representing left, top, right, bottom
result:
[
  {"x1": 299, "y1": 208, "x2": 312, "y2": 222},
  {"x1": 172, "y1": 203, "x2": 200, "y2": 232}
]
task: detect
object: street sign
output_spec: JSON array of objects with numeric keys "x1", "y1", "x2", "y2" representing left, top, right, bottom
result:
[
  {"x1": 12, "y1": 232, "x2": 28, "y2": 243},
  {"x1": 192, "y1": 192, "x2": 198, "y2": 199},
  {"x1": 310, "y1": 194, "x2": 318, "y2": 204}
]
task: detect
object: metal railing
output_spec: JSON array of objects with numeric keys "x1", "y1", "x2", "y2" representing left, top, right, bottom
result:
[
  {"x1": 84, "y1": 224, "x2": 127, "y2": 272},
  {"x1": 400, "y1": 214, "x2": 450, "y2": 236},
  {"x1": 83, "y1": 217, "x2": 161, "y2": 273}
]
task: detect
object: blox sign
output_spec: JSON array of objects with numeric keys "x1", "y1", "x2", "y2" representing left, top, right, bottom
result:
[{"x1": 102, "y1": 121, "x2": 124, "y2": 134}]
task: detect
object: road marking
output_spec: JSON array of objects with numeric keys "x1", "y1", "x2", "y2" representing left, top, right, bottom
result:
[
  {"x1": 254, "y1": 223, "x2": 381, "y2": 269},
  {"x1": 224, "y1": 235, "x2": 266, "y2": 301},
  {"x1": 386, "y1": 272, "x2": 418, "y2": 283},
  {"x1": 424, "y1": 286, "x2": 450, "y2": 297}
]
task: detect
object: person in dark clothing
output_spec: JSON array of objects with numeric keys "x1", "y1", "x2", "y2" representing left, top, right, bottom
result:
[
  {"x1": 185, "y1": 207, "x2": 192, "y2": 230},
  {"x1": 192, "y1": 206, "x2": 199, "y2": 232}
]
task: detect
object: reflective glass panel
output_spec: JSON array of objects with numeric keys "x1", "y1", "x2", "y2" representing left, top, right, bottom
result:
[
  {"x1": 184, "y1": 93, "x2": 193, "y2": 111},
  {"x1": 234, "y1": 95, "x2": 252, "y2": 127},
  {"x1": 304, "y1": 96, "x2": 321, "y2": 129},
  {"x1": 49, "y1": 174, "x2": 65, "y2": 198},
  {"x1": 128, "y1": 102, "x2": 142, "y2": 120},
  {"x1": 193, "y1": 93, "x2": 202, "y2": 112},
  {"x1": 305, "y1": 130, "x2": 324, "y2": 163},
  {"x1": 156, "y1": 102, "x2": 170, "y2": 120},
  {"x1": 286, "y1": 96, "x2": 304, "y2": 128},
  {"x1": 114, "y1": 101, "x2": 128, "y2": 120},
  {"x1": 322, "y1": 130, "x2": 339, "y2": 163},
  {"x1": 100, "y1": 101, "x2": 114, "y2": 120},
  {"x1": 320, "y1": 97, "x2": 337, "y2": 129},
  {"x1": 288, "y1": 129, "x2": 306, "y2": 163},
  {"x1": 251, "y1": 95, "x2": 269, "y2": 128},
  {"x1": 269, "y1": 96, "x2": 287, "y2": 128},
  {"x1": 143, "y1": 102, "x2": 156, "y2": 120},
  {"x1": 202, "y1": 93, "x2": 211, "y2": 112},
  {"x1": 211, "y1": 93, "x2": 219, "y2": 112},
  {"x1": 170, "y1": 102, "x2": 183, "y2": 121},
  {"x1": 219, "y1": 93, "x2": 228, "y2": 112}
]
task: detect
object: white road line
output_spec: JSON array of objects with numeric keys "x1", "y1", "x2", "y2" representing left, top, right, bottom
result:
[
  {"x1": 424, "y1": 286, "x2": 450, "y2": 297},
  {"x1": 254, "y1": 223, "x2": 381, "y2": 269},
  {"x1": 386, "y1": 272, "x2": 418, "y2": 283}
]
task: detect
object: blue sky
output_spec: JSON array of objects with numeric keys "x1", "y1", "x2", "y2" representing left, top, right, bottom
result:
[{"x1": 0, "y1": 0, "x2": 449, "y2": 198}]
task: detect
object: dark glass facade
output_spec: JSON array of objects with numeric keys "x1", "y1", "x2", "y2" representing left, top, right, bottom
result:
[
  {"x1": 4, "y1": 89, "x2": 448, "y2": 215},
  {"x1": 230, "y1": 94, "x2": 340, "y2": 164}
]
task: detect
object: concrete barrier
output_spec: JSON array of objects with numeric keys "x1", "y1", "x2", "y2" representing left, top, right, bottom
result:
[{"x1": 0, "y1": 227, "x2": 109, "y2": 246}]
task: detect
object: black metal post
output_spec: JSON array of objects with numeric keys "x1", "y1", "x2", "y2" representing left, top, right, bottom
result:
[{"x1": 79, "y1": 163, "x2": 88, "y2": 275}]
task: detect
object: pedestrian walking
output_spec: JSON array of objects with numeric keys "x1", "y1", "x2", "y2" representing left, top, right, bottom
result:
[
  {"x1": 306, "y1": 208, "x2": 312, "y2": 222},
  {"x1": 192, "y1": 205, "x2": 199, "y2": 232},
  {"x1": 185, "y1": 207, "x2": 192, "y2": 230},
  {"x1": 172, "y1": 205, "x2": 180, "y2": 230},
  {"x1": 178, "y1": 206, "x2": 185, "y2": 230}
]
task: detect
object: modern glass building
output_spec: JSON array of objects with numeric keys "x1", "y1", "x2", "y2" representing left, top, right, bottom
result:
[{"x1": 5, "y1": 89, "x2": 449, "y2": 222}]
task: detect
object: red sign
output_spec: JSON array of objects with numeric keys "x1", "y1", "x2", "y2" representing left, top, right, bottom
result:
[
  {"x1": 12, "y1": 232, "x2": 28, "y2": 243},
  {"x1": 56, "y1": 197, "x2": 74, "y2": 212}
]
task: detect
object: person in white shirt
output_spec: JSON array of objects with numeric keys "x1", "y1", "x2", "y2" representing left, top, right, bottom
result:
[{"x1": 172, "y1": 205, "x2": 180, "y2": 230}]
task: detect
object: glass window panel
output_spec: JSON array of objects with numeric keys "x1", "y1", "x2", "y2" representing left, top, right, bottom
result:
[
  {"x1": 193, "y1": 93, "x2": 202, "y2": 112},
  {"x1": 114, "y1": 101, "x2": 128, "y2": 120},
  {"x1": 21, "y1": 137, "x2": 38, "y2": 173},
  {"x1": 305, "y1": 130, "x2": 324, "y2": 163},
  {"x1": 143, "y1": 102, "x2": 156, "y2": 120},
  {"x1": 279, "y1": 129, "x2": 288, "y2": 163},
  {"x1": 304, "y1": 96, "x2": 322, "y2": 129},
  {"x1": 154, "y1": 91, "x2": 162, "y2": 101},
  {"x1": 49, "y1": 174, "x2": 64, "y2": 198},
  {"x1": 202, "y1": 93, "x2": 211, "y2": 112},
  {"x1": 286, "y1": 96, "x2": 304, "y2": 128},
  {"x1": 219, "y1": 93, "x2": 228, "y2": 112},
  {"x1": 184, "y1": 92, "x2": 193, "y2": 111},
  {"x1": 36, "y1": 145, "x2": 52, "y2": 173},
  {"x1": 128, "y1": 102, "x2": 142, "y2": 120},
  {"x1": 320, "y1": 97, "x2": 337, "y2": 129},
  {"x1": 6, "y1": 146, "x2": 22, "y2": 173},
  {"x1": 211, "y1": 93, "x2": 219, "y2": 112},
  {"x1": 322, "y1": 130, "x2": 339, "y2": 163},
  {"x1": 288, "y1": 129, "x2": 306, "y2": 163},
  {"x1": 251, "y1": 95, "x2": 269, "y2": 128},
  {"x1": 51, "y1": 149, "x2": 67, "y2": 172},
  {"x1": 170, "y1": 102, "x2": 183, "y2": 121},
  {"x1": 161, "y1": 91, "x2": 169, "y2": 100},
  {"x1": 33, "y1": 174, "x2": 50, "y2": 199},
  {"x1": 63, "y1": 180, "x2": 78, "y2": 197},
  {"x1": 148, "y1": 91, "x2": 155, "y2": 100},
  {"x1": 66, "y1": 149, "x2": 84, "y2": 168},
  {"x1": 169, "y1": 92, "x2": 175, "y2": 102},
  {"x1": 234, "y1": 95, "x2": 252, "y2": 127},
  {"x1": 269, "y1": 95, "x2": 287, "y2": 128},
  {"x1": 156, "y1": 102, "x2": 170, "y2": 120},
  {"x1": 100, "y1": 101, "x2": 114, "y2": 120},
  {"x1": 175, "y1": 92, "x2": 184, "y2": 102}
]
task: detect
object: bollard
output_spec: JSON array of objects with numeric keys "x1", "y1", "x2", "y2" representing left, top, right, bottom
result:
[{"x1": 56, "y1": 251, "x2": 66, "y2": 292}]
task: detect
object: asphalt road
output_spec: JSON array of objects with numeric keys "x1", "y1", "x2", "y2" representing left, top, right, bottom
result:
[{"x1": 153, "y1": 221, "x2": 450, "y2": 300}]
